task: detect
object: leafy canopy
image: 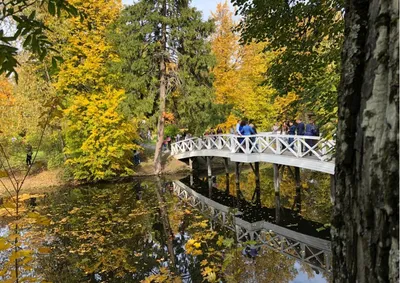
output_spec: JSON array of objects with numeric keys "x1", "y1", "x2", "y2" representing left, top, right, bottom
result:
[
  {"x1": 232, "y1": 0, "x2": 344, "y2": 128},
  {"x1": 0, "y1": 0, "x2": 84, "y2": 80},
  {"x1": 109, "y1": 0, "x2": 224, "y2": 135}
]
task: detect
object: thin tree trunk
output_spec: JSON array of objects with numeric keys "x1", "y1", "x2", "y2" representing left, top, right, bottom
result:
[
  {"x1": 333, "y1": 0, "x2": 398, "y2": 281},
  {"x1": 154, "y1": 0, "x2": 167, "y2": 175}
]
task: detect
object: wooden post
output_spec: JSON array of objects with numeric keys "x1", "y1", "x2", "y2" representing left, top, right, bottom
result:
[
  {"x1": 295, "y1": 167, "x2": 301, "y2": 189},
  {"x1": 235, "y1": 162, "x2": 241, "y2": 197},
  {"x1": 294, "y1": 167, "x2": 301, "y2": 212},
  {"x1": 207, "y1": 156, "x2": 212, "y2": 178},
  {"x1": 224, "y1": 158, "x2": 230, "y2": 194},
  {"x1": 275, "y1": 192, "x2": 281, "y2": 224},
  {"x1": 273, "y1": 164, "x2": 280, "y2": 193},
  {"x1": 235, "y1": 162, "x2": 240, "y2": 187},
  {"x1": 224, "y1": 158, "x2": 229, "y2": 174},
  {"x1": 255, "y1": 162, "x2": 260, "y2": 188},
  {"x1": 189, "y1": 157, "x2": 193, "y2": 170},
  {"x1": 252, "y1": 162, "x2": 261, "y2": 206},
  {"x1": 207, "y1": 157, "x2": 212, "y2": 196}
]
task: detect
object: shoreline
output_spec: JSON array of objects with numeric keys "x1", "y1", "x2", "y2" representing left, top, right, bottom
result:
[{"x1": 0, "y1": 157, "x2": 191, "y2": 198}]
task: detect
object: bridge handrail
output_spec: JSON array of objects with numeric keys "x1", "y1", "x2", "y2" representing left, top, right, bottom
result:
[{"x1": 171, "y1": 133, "x2": 335, "y2": 162}]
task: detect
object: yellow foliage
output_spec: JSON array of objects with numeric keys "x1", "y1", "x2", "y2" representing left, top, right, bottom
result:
[
  {"x1": 64, "y1": 87, "x2": 139, "y2": 180},
  {"x1": 51, "y1": 0, "x2": 122, "y2": 95},
  {"x1": 216, "y1": 114, "x2": 239, "y2": 133},
  {"x1": 273, "y1": 91, "x2": 300, "y2": 121},
  {"x1": 211, "y1": 4, "x2": 277, "y2": 131}
]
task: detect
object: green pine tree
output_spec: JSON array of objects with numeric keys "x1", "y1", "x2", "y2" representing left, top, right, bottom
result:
[{"x1": 109, "y1": 0, "x2": 225, "y2": 173}]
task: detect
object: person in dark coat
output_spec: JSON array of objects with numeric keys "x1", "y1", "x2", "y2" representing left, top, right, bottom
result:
[
  {"x1": 288, "y1": 121, "x2": 296, "y2": 149},
  {"x1": 305, "y1": 120, "x2": 316, "y2": 155},
  {"x1": 296, "y1": 118, "x2": 305, "y2": 151},
  {"x1": 296, "y1": 119, "x2": 305, "y2": 135},
  {"x1": 26, "y1": 143, "x2": 33, "y2": 166}
]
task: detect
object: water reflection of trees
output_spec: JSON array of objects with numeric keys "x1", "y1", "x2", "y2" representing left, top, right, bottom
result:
[
  {"x1": 24, "y1": 177, "x2": 332, "y2": 282},
  {"x1": 38, "y1": 182, "x2": 177, "y2": 282},
  {"x1": 215, "y1": 165, "x2": 332, "y2": 224}
]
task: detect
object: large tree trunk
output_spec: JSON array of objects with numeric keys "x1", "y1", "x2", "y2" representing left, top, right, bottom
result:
[
  {"x1": 154, "y1": 0, "x2": 167, "y2": 175},
  {"x1": 333, "y1": 0, "x2": 398, "y2": 281}
]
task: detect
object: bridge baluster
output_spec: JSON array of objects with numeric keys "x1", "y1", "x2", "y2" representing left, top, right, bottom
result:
[
  {"x1": 276, "y1": 137, "x2": 281, "y2": 154},
  {"x1": 297, "y1": 137, "x2": 302, "y2": 157}
]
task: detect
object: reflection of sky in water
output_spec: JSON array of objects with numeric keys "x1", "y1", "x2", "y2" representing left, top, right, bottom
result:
[{"x1": 291, "y1": 262, "x2": 327, "y2": 283}]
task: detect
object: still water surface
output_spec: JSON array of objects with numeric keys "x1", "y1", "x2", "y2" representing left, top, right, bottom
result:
[{"x1": 1, "y1": 167, "x2": 332, "y2": 282}]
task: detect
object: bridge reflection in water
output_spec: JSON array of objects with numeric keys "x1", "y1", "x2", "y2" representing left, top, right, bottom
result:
[{"x1": 173, "y1": 176, "x2": 332, "y2": 275}]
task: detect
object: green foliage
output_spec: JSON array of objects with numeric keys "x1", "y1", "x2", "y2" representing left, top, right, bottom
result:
[
  {"x1": 108, "y1": 0, "x2": 225, "y2": 136},
  {"x1": 164, "y1": 124, "x2": 180, "y2": 138},
  {"x1": 232, "y1": 0, "x2": 344, "y2": 128},
  {"x1": 0, "y1": 0, "x2": 84, "y2": 80}
]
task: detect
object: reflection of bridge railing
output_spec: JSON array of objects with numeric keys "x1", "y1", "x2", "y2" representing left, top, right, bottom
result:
[{"x1": 173, "y1": 180, "x2": 332, "y2": 274}]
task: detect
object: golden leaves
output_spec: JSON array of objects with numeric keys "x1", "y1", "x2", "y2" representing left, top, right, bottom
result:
[
  {"x1": 0, "y1": 237, "x2": 11, "y2": 251},
  {"x1": 211, "y1": 4, "x2": 277, "y2": 131}
]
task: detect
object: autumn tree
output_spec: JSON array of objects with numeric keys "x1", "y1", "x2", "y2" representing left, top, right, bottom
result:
[
  {"x1": 44, "y1": 0, "x2": 139, "y2": 181},
  {"x1": 211, "y1": 2, "x2": 241, "y2": 106},
  {"x1": 211, "y1": 2, "x2": 276, "y2": 131},
  {"x1": 232, "y1": 0, "x2": 343, "y2": 128}
]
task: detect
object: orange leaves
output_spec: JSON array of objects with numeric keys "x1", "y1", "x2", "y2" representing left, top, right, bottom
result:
[
  {"x1": 0, "y1": 77, "x2": 13, "y2": 105},
  {"x1": 162, "y1": 112, "x2": 175, "y2": 124}
]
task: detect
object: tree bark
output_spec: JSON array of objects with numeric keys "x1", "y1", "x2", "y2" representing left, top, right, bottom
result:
[
  {"x1": 154, "y1": 0, "x2": 167, "y2": 175},
  {"x1": 333, "y1": 0, "x2": 398, "y2": 281}
]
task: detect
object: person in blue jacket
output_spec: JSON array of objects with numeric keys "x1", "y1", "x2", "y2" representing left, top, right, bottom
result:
[
  {"x1": 296, "y1": 118, "x2": 305, "y2": 135},
  {"x1": 305, "y1": 120, "x2": 317, "y2": 155},
  {"x1": 240, "y1": 121, "x2": 256, "y2": 136},
  {"x1": 237, "y1": 120, "x2": 255, "y2": 152}
]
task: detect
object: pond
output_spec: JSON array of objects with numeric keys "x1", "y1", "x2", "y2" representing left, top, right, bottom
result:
[{"x1": 0, "y1": 165, "x2": 332, "y2": 282}]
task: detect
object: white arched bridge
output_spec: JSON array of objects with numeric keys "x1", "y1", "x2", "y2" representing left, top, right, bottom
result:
[{"x1": 171, "y1": 134, "x2": 335, "y2": 175}]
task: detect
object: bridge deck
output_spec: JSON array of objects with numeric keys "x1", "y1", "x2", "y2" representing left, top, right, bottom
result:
[{"x1": 171, "y1": 134, "x2": 335, "y2": 174}]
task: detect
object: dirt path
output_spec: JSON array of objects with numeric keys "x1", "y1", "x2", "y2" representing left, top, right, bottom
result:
[{"x1": 0, "y1": 169, "x2": 66, "y2": 197}]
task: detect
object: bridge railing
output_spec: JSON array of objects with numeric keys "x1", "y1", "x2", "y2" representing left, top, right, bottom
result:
[{"x1": 171, "y1": 134, "x2": 335, "y2": 162}]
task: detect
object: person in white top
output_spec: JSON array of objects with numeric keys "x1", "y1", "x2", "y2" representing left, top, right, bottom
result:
[
  {"x1": 272, "y1": 122, "x2": 280, "y2": 133},
  {"x1": 235, "y1": 120, "x2": 242, "y2": 135}
]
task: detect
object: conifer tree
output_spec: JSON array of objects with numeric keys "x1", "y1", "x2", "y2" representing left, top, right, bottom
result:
[{"x1": 109, "y1": 0, "x2": 219, "y2": 174}]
